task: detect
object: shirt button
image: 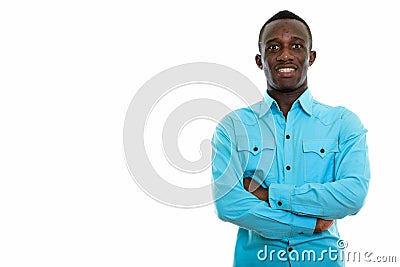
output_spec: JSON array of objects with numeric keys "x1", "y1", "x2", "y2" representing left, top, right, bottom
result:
[
  {"x1": 277, "y1": 201, "x2": 282, "y2": 206},
  {"x1": 286, "y1": 165, "x2": 291, "y2": 171},
  {"x1": 253, "y1": 146, "x2": 258, "y2": 152},
  {"x1": 320, "y1": 148, "x2": 325, "y2": 153},
  {"x1": 286, "y1": 134, "x2": 290, "y2": 139}
]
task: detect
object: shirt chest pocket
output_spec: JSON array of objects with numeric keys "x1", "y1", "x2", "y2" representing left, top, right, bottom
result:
[
  {"x1": 236, "y1": 138, "x2": 276, "y2": 182},
  {"x1": 302, "y1": 139, "x2": 339, "y2": 183}
]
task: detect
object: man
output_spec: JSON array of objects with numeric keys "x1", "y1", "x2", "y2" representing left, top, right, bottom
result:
[{"x1": 211, "y1": 10, "x2": 370, "y2": 266}]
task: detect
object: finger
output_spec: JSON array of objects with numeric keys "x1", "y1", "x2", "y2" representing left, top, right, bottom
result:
[{"x1": 248, "y1": 179, "x2": 261, "y2": 193}]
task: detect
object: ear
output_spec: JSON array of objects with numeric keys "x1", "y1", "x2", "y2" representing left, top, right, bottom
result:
[
  {"x1": 255, "y1": 54, "x2": 263, "y2": 69},
  {"x1": 309, "y1": 50, "x2": 316, "y2": 66}
]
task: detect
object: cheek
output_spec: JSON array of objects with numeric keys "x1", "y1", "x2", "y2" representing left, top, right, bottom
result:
[
  {"x1": 263, "y1": 67, "x2": 275, "y2": 81},
  {"x1": 301, "y1": 54, "x2": 311, "y2": 66},
  {"x1": 297, "y1": 55, "x2": 310, "y2": 72},
  {"x1": 264, "y1": 59, "x2": 275, "y2": 76},
  {"x1": 301, "y1": 60, "x2": 310, "y2": 73}
]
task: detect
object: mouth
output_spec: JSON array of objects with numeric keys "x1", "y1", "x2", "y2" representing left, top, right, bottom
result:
[
  {"x1": 277, "y1": 67, "x2": 296, "y2": 73},
  {"x1": 275, "y1": 65, "x2": 297, "y2": 77}
]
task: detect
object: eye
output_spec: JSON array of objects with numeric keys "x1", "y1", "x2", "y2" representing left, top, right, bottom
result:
[
  {"x1": 292, "y1": 43, "x2": 303, "y2": 49},
  {"x1": 267, "y1": 44, "x2": 280, "y2": 52}
]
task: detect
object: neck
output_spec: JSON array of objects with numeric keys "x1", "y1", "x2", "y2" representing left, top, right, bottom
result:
[{"x1": 267, "y1": 87, "x2": 307, "y2": 117}]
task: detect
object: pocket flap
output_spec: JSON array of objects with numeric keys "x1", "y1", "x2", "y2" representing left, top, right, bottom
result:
[
  {"x1": 237, "y1": 138, "x2": 275, "y2": 155},
  {"x1": 303, "y1": 139, "x2": 339, "y2": 158}
]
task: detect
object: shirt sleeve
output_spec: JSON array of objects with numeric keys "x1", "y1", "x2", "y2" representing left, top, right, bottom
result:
[
  {"x1": 269, "y1": 109, "x2": 370, "y2": 219},
  {"x1": 212, "y1": 115, "x2": 316, "y2": 239}
]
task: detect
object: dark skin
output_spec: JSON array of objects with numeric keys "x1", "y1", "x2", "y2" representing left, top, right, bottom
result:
[
  {"x1": 245, "y1": 19, "x2": 333, "y2": 233},
  {"x1": 256, "y1": 19, "x2": 316, "y2": 117}
]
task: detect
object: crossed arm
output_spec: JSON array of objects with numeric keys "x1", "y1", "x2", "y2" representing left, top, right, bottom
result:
[
  {"x1": 212, "y1": 111, "x2": 370, "y2": 239},
  {"x1": 242, "y1": 178, "x2": 333, "y2": 233}
]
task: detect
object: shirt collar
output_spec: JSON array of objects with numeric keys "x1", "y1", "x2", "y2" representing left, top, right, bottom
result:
[{"x1": 258, "y1": 88, "x2": 313, "y2": 118}]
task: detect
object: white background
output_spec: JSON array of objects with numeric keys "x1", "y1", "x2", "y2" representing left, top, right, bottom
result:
[{"x1": 0, "y1": 1, "x2": 398, "y2": 266}]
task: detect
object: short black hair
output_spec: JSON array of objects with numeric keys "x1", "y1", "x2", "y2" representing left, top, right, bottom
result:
[{"x1": 258, "y1": 10, "x2": 313, "y2": 52}]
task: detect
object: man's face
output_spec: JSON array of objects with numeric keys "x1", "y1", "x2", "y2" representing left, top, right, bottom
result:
[{"x1": 257, "y1": 19, "x2": 316, "y2": 92}]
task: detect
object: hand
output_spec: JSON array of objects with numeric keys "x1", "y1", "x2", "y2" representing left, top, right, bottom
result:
[
  {"x1": 243, "y1": 177, "x2": 269, "y2": 202},
  {"x1": 314, "y1": 218, "x2": 334, "y2": 233},
  {"x1": 243, "y1": 177, "x2": 261, "y2": 192}
]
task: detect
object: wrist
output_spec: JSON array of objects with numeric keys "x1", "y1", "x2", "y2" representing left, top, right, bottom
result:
[{"x1": 255, "y1": 187, "x2": 269, "y2": 202}]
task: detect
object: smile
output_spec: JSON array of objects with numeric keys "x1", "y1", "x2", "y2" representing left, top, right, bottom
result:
[{"x1": 277, "y1": 68, "x2": 295, "y2": 73}]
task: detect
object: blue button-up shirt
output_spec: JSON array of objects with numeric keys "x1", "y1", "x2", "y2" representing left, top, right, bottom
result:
[{"x1": 211, "y1": 89, "x2": 370, "y2": 266}]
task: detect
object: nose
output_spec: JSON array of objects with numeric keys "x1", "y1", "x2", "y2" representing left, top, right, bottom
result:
[{"x1": 277, "y1": 48, "x2": 294, "y2": 61}]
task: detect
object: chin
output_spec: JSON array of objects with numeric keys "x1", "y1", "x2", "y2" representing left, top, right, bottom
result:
[
  {"x1": 269, "y1": 79, "x2": 307, "y2": 92},
  {"x1": 271, "y1": 84, "x2": 301, "y2": 92},
  {"x1": 275, "y1": 87, "x2": 299, "y2": 93}
]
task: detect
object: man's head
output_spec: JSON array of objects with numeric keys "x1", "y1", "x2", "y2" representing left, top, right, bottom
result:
[{"x1": 255, "y1": 10, "x2": 316, "y2": 93}]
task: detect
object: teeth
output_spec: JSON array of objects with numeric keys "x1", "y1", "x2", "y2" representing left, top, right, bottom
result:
[{"x1": 278, "y1": 68, "x2": 295, "y2": 73}]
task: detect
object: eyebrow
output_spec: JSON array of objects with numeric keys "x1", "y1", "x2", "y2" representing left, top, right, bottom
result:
[
  {"x1": 263, "y1": 36, "x2": 306, "y2": 45},
  {"x1": 291, "y1": 36, "x2": 306, "y2": 42}
]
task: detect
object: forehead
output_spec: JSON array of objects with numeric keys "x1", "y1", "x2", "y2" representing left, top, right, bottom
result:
[{"x1": 260, "y1": 19, "x2": 310, "y2": 44}]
